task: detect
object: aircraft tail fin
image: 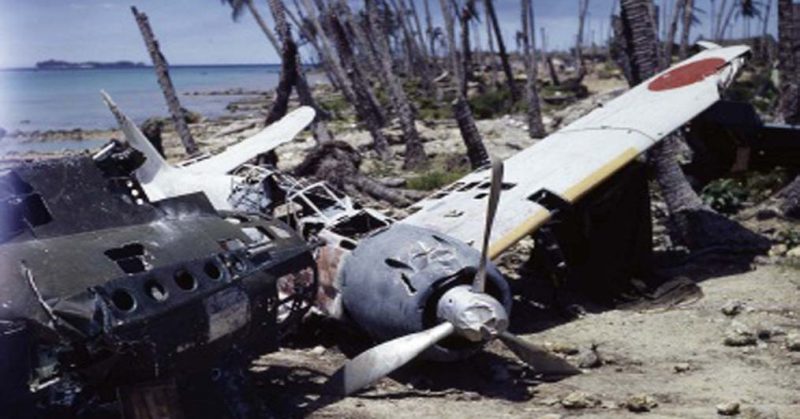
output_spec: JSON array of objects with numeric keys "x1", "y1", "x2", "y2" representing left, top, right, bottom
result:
[{"x1": 101, "y1": 90, "x2": 172, "y2": 182}]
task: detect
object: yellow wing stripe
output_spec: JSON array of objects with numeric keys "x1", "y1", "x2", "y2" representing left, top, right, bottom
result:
[
  {"x1": 488, "y1": 209, "x2": 551, "y2": 259},
  {"x1": 562, "y1": 147, "x2": 640, "y2": 202},
  {"x1": 487, "y1": 147, "x2": 641, "y2": 259}
]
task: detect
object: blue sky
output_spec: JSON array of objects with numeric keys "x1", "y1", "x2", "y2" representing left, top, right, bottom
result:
[{"x1": 0, "y1": 0, "x2": 779, "y2": 68}]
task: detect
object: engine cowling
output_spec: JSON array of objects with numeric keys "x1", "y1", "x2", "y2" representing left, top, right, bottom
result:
[{"x1": 339, "y1": 224, "x2": 512, "y2": 361}]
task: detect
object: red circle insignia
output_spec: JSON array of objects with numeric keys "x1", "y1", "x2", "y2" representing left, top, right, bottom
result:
[{"x1": 647, "y1": 58, "x2": 727, "y2": 92}]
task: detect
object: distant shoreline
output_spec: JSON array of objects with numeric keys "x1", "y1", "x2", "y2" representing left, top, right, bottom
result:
[{"x1": 1, "y1": 63, "x2": 317, "y2": 71}]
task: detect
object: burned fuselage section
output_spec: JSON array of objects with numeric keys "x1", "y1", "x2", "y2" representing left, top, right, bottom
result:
[{"x1": 0, "y1": 152, "x2": 316, "y2": 412}]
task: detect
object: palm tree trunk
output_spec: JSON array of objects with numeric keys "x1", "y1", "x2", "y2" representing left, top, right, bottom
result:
[
  {"x1": 541, "y1": 27, "x2": 561, "y2": 86},
  {"x1": 424, "y1": 0, "x2": 437, "y2": 57},
  {"x1": 576, "y1": 0, "x2": 590, "y2": 79},
  {"x1": 131, "y1": 7, "x2": 198, "y2": 155},
  {"x1": 326, "y1": 11, "x2": 391, "y2": 159},
  {"x1": 778, "y1": 0, "x2": 800, "y2": 124},
  {"x1": 440, "y1": 0, "x2": 489, "y2": 168},
  {"x1": 246, "y1": 0, "x2": 281, "y2": 52},
  {"x1": 459, "y1": 0, "x2": 477, "y2": 96},
  {"x1": 619, "y1": 0, "x2": 768, "y2": 252},
  {"x1": 300, "y1": 0, "x2": 356, "y2": 101},
  {"x1": 483, "y1": 0, "x2": 519, "y2": 101},
  {"x1": 366, "y1": 0, "x2": 427, "y2": 169},
  {"x1": 678, "y1": 0, "x2": 694, "y2": 59},
  {"x1": 663, "y1": 0, "x2": 686, "y2": 68},
  {"x1": 334, "y1": 0, "x2": 383, "y2": 80},
  {"x1": 521, "y1": 0, "x2": 546, "y2": 138}
]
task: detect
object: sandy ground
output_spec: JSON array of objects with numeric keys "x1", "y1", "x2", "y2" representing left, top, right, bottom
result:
[{"x1": 251, "y1": 262, "x2": 800, "y2": 418}]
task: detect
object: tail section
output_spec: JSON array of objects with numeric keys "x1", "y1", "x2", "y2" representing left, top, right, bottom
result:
[
  {"x1": 184, "y1": 106, "x2": 316, "y2": 175},
  {"x1": 101, "y1": 90, "x2": 173, "y2": 183}
]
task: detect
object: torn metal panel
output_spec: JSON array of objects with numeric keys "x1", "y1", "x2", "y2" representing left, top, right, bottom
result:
[{"x1": 0, "y1": 153, "x2": 317, "y2": 411}]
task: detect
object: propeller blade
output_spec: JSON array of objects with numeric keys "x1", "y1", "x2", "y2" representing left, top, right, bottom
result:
[
  {"x1": 498, "y1": 331, "x2": 581, "y2": 376},
  {"x1": 327, "y1": 322, "x2": 456, "y2": 396},
  {"x1": 473, "y1": 159, "x2": 504, "y2": 293}
]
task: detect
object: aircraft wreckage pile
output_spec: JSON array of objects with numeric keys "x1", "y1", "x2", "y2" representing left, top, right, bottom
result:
[{"x1": 1, "y1": 44, "x2": 791, "y2": 417}]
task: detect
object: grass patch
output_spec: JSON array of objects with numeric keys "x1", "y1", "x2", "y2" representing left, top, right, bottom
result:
[{"x1": 406, "y1": 168, "x2": 468, "y2": 191}]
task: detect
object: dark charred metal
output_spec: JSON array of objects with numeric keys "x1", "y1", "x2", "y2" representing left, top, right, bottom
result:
[{"x1": 0, "y1": 152, "x2": 317, "y2": 415}]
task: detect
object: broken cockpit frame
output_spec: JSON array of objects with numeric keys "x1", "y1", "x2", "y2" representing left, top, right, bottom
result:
[{"x1": 228, "y1": 163, "x2": 393, "y2": 318}]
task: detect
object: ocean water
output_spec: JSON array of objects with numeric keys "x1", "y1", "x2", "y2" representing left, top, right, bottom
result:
[{"x1": 0, "y1": 65, "x2": 285, "y2": 132}]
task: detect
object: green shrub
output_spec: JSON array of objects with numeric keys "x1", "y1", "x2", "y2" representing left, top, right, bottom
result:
[
  {"x1": 406, "y1": 169, "x2": 468, "y2": 191},
  {"x1": 468, "y1": 88, "x2": 513, "y2": 119},
  {"x1": 701, "y1": 178, "x2": 749, "y2": 214}
]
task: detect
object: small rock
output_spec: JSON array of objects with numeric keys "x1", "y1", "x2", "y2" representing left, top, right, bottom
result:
[
  {"x1": 716, "y1": 401, "x2": 741, "y2": 416},
  {"x1": 724, "y1": 326, "x2": 758, "y2": 347},
  {"x1": 625, "y1": 394, "x2": 658, "y2": 412},
  {"x1": 560, "y1": 391, "x2": 599, "y2": 409},
  {"x1": 548, "y1": 342, "x2": 579, "y2": 355},
  {"x1": 379, "y1": 177, "x2": 406, "y2": 188},
  {"x1": 577, "y1": 346, "x2": 602, "y2": 369},
  {"x1": 537, "y1": 414, "x2": 563, "y2": 419},
  {"x1": 786, "y1": 334, "x2": 800, "y2": 351},
  {"x1": 309, "y1": 345, "x2": 326, "y2": 355},
  {"x1": 769, "y1": 244, "x2": 788, "y2": 257},
  {"x1": 741, "y1": 406, "x2": 779, "y2": 419},
  {"x1": 787, "y1": 246, "x2": 800, "y2": 259},
  {"x1": 721, "y1": 300, "x2": 745, "y2": 316},
  {"x1": 673, "y1": 362, "x2": 691, "y2": 373}
]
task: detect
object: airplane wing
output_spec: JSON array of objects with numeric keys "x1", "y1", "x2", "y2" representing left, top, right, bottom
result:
[
  {"x1": 183, "y1": 106, "x2": 315, "y2": 175},
  {"x1": 401, "y1": 45, "x2": 750, "y2": 259}
]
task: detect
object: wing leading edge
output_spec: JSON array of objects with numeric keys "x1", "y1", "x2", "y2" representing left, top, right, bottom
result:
[{"x1": 401, "y1": 45, "x2": 750, "y2": 259}]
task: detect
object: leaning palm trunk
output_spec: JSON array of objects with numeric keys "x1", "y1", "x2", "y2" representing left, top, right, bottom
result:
[
  {"x1": 678, "y1": 0, "x2": 694, "y2": 59},
  {"x1": 366, "y1": 0, "x2": 427, "y2": 169},
  {"x1": 131, "y1": 7, "x2": 198, "y2": 155},
  {"x1": 775, "y1": 0, "x2": 800, "y2": 217},
  {"x1": 264, "y1": 0, "x2": 332, "y2": 143},
  {"x1": 576, "y1": 0, "x2": 590, "y2": 79},
  {"x1": 440, "y1": 0, "x2": 489, "y2": 168},
  {"x1": 662, "y1": 0, "x2": 686, "y2": 68},
  {"x1": 521, "y1": 0, "x2": 546, "y2": 138},
  {"x1": 777, "y1": 0, "x2": 800, "y2": 124},
  {"x1": 326, "y1": 11, "x2": 391, "y2": 159},
  {"x1": 483, "y1": 0, "x2": 519, "y2": 101},
  {"x1": 619, "y1": 0, "x2": 768, "y2": 252}
]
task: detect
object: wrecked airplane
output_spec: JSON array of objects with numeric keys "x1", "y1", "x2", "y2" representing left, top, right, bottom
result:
[
  {"x1": 96, "y1": 43, "x2": 754, "y2": 399},
  {"x1": 0, "y1": 136, "x2": 317, "y2": 416}
]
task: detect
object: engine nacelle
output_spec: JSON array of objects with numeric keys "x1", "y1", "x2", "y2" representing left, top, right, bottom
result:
[{"x1": 339, "y1": 224, "x2": 512, "y2": 361}]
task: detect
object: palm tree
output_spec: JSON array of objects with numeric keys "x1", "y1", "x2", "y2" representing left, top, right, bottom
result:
[
  {"x1": 131, "y1": 7, "x2": 198, "y2": 155},
  {"x1": 366, "y1": 0, "x2": 428, "y2": 169},
  {"x1": 220, "y1": 0, "x2": 280, "y2": 51},
  {"x1": 678, "y1": 0, "x2": 697, "y2": 60},
  {"x1": 777, "y1": 0, "x2": 799, "y2": 124},
  {"x1": 775, "y1": 0, "x2": 800, "y2": 217},
  {"x1": 483, "y1": 0, "x2": 519, "y2": 101},
  {"x1": 576, "y1": 0, "x2": 591, "y2": 79},
  {"x1": 219, "y1": 0, "x2": 331, "y2": 143},
  {"x1": 326, "y1": 9, "x2": 391, "y2": 159},
  {"x1": 439, "y1": 0, "x2": 489, "y2": 168},
  {"x1": 619, "y1": 0, "x2": 768, "y2": 252},
  {"x1": 520, "y1": 0, "x2": 546, "y2": 138},
  {"x1": 663, "y1": 0, "x2": 687, "y2": 68}
]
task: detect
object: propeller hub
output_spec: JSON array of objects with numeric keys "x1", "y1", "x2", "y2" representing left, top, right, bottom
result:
[{"x1": 436, "y1": 285, "x2": 509, "y2": 342}]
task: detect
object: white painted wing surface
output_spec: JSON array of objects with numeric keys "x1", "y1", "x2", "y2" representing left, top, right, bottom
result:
[
  {"x1": 184, "y1": 106, "x2": 316, "y2": 175},
  {"x1": 401, "y1": 45, "x2": 750, "y2": 259}
]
